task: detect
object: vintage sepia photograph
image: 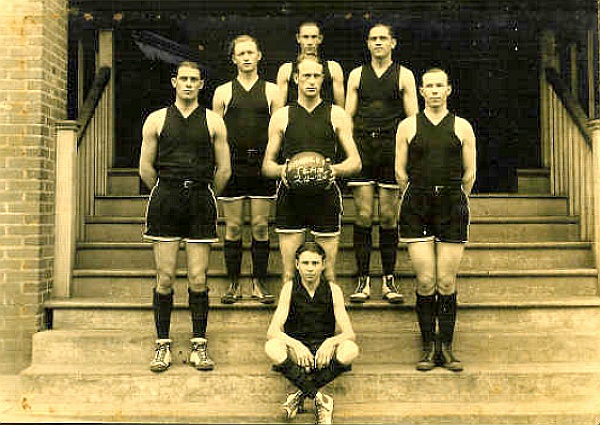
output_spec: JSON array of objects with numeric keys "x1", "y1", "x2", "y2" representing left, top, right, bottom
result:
[{"x1": 1, "y1": 0, "x2": 600, "y2": 423}]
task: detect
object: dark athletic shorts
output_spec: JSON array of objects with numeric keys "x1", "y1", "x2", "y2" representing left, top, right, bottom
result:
[
  {"x1": 219, "y1": 149, "x2": 275, "y2": 199},
  {"x1": 399, "y1": 185, "x2": 470, "y2": 243},
  {"x1": 143, "y1": 178, "x2": 218, "y2": 242},
  {"x1": 347, "y1": 130, "x2": 398, "y2": 189},
  {"x1": 275, "y1": 181, "x2": 342, "y2": 236}
]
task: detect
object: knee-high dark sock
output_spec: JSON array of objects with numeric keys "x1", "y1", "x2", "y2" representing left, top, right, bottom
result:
[
  {"x1": 438, "y1": 292, "x2": 458, "y2": 345},
  {"x1": 416, "y1": 293, "x2": 437, "y2": 345},
  {"x1": 189, "y1": 288, "x2": 209, "y2": 338},
  {"x1": 251, "y1": 239, "x2": 270, "y2": 279},
  {"x1": 153, "y1": 288, "x2": 173, "y2": 340},
  {"x1": 353, "y1": 225, "x2": 372, "y2": 277},
  {"x1": 312, "y1": 359, "x2": 352, "y2": 390},
  {"x1": 273, "y1": 358, "x2": 318, "y2": 398},
  {"x1": 224, "y1": 239, "x2": 243, "y2": 282},
  {"x1": 379, "y1": 227, "x2": 398, "y2": 276}
]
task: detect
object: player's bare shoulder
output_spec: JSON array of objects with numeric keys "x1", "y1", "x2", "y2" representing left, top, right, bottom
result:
[
  {"x1": 277, "y1": 62, "x2": 294, "y2": 82},
  {"x1": 454, "y1": 115, "x2": 476, "y2": 143},
  {"x1": 396, "y1": 115, "x2": 417, "y2": 143},
  {"x1": 206, "y1": 108, "x2": 227, "y2": 137},
  {"x1": 347, "y1": 66, "x2": 363, "y2": 88},
  {"x1": 143, "y1": 107, "x2": 168, "y2": 136}
]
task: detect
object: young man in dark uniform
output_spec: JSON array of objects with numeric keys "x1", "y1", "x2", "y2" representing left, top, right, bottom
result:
[
  {"x1": 212, "y1": 35, "x2": 283, "y2": 305},
  {"x1": 263, "y1": 55, "x2": 361, "y2": 284},
  {"x1": 277, "y1": 21, "x2": 345, "y2": 107},
  {"x1": 265, "y1": 242, "x2": 359, "y2": 424},
  {"x1": 139, "y1": 61, "x2": 231, "y2": 373},
  {"x1": 395, "y1": 68, "x2": 477, "y2": 372},
  {"x1": 346, "y1": 23, "x2": 418, "y2": 304}
]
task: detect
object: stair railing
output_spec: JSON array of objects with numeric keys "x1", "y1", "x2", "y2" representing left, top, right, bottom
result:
[
  {"x1": 54, "y1": 67, "x2": 111, "y2": 298},
  {"x1": 540, "y1": 30, "x2": 600, "y2": 276}
]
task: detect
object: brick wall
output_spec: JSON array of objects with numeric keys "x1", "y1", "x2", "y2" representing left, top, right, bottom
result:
[{"x1": 0, "y1": 0, "x2": 67, "y2": 373}]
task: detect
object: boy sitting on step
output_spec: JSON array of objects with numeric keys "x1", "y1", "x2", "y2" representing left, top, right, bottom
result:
[{"x1": 265, "y1": 242, "x2": 359, "y2": 424}]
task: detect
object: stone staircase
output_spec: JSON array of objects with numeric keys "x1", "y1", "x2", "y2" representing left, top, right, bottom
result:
[{"x1": 16, "y1": 168, "x2": 600, "y2": 423}]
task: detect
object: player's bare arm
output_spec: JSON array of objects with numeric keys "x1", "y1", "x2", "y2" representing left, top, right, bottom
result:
[
  {"x1": 400, "y1": 66, "x2": 419, "y2": 117},
  {"x1": 262, "y1": 107, "x2": 289, "y2": 179},
  {"x1": 395, "y1": 116, "x2": 417, "y2": 193},
  {"x1": 266, "y1": 281, "x2": 315, "y2": 366},
  {"x1": 344, "y1": 67, "x2": 362, "y2": 118},
  {"x1": 139, "y1": 108, "x2": 166, "y2": 189},
  {"x1": 331, "y1": 105, "x2": 361, "y2": 178},
  {"x1": 456, "y1": 117, "x2": 477, "y2": 195},
  {"x1": 207, "y1": 109, "x2": 231, "y2": 196},
  {"x1": 266, "y1": 81, "x2": 284, "y2": 113},
  {"x1": 276, "y1": 62, "x2": 293, "y2": 105},
  {"x1": 328, "y1": 61, "x2": 345, "y2": 107},
  {"x1": 211, "y1": 82, "x2": 232, "y2": 117},
  {"x1": 315, "y1": 283, "x2": 356, "y2": 368}
]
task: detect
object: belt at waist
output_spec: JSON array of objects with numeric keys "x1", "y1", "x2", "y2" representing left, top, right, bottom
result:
[
  {"x1": 158, "y1": 177, "x2": 209, "y2": 188},
  {"x1": 356, "y1": 127, "x2": 396, "y2": 138},
  {"x1": 410, "y1": 185, "x2": 463, "y2": 195}
]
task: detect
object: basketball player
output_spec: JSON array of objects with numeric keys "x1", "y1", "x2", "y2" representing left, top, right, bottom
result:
[
  {"x1": 277, "y1": 21, "x2": 345, "y2": 106},
  {"x1": 346, "y1": 22, "x2": 418, "y2": 304},
  {"x1": 395, "y1": 68, "x2": 476, "y2": 372},
  {"x1": 265, "y1": 242, "x2": 359, "y2": 424},
  {"x1": 212, "y1": 35, "x2": 283, "y2": 305},
  {"x1": 140, "y1": 61, "x2": 231, "y2": 373},
  {"x1": 262, "y1": 55, "x2": 361, "y2": 284}
]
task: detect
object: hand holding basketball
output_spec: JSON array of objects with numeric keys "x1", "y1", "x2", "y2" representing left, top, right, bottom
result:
[{"x1": 283, "y1": 151, "x2": 335, "y2": 190}]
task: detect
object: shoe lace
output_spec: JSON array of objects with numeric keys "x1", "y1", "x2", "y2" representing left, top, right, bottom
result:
[
  {"x1": 192, "y1": 342, "x2": 211, "y2": 363},
  {"x1": 384, "y1": 275, "x2": 399, "y2": 293},
  {"x1": 315, "y1": 396, "x2": 329, "y2": 423},
  {"x1": 354, "y1": 276, "x2": 368, "y2": 293},
  {"x1": 154, "y1": 343, "x2": 169, "y2": 363}
]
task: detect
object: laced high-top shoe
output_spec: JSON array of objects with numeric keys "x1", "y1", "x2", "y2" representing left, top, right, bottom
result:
[
  {"x1": 381, "y1": 274, "x2": 404, "y2": 304},
  {"x1": 314, "y1": 392, "x2": 334, "y2": 424},
  {"x1": 251, "y1": 277, "x2": 275, "y2": 304},
  {"x1": 221, "y1": 280, "x2": 242, "y2": 304},
  {"x1": 416, "y1": 341, "x2": 436, "y2": 371},
  {"x1": 439, "y1": 343, "x2": 463, "y2": 372},
  {"x1": 281, "y1": 390, "x2": 304, "y2": 421},
  {"x1": 349, "y1": 276, "x2": 370, "y2": 303},
  {"x1": 189, "y1": 337, "x2": 215, "y2": 371},
  {"x1": 150, "y1": 339, "x2": 172, "y2": 373}
]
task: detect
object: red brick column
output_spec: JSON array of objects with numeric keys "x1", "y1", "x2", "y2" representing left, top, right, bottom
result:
[{"x1": 0, "y1": 0, "x2": 68, "y2": 373}]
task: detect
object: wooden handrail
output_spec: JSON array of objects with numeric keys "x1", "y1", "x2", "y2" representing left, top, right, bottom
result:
[
  {"x1": 77, "y1": 66, "x2": 111, "y2": 141},
  {"x1": 544, "y1": 67, "x2": 592, "y2": 147}
]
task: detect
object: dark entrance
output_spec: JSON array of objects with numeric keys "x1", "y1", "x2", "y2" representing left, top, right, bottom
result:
[{"x1": 69, "y1": 1, "x2": 597, "y2": 192}]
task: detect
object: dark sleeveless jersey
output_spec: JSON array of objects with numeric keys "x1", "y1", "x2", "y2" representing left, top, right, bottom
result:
[
  {"x1": 224, "y1": 78, "x2": 270, "y2": 156},
  {"x1": 354, "y1": 62, "x2": 406, "y2": 134},
  {"x1": 282, "y1": 102, "x2": 337, "y2": 160},
  {"x1": 155, "y1": 105, "x2": 214, "y2": 182},
  {"x1": 408, "y1": 112, "x2": 463, "y2": 188},
  {"x1": 287, "y1": 59, "x2": 334, "y2": 105},
  {"x1": 284, "y1": 274, "x2": 336, "y2": 346}
]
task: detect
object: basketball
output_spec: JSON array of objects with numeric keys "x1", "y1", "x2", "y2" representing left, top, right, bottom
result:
[{"x1": 284, "y1": 151, "x2": 334, "y2": 190}]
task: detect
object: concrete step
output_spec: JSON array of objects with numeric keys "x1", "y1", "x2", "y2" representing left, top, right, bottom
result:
[
  {"x1": 30, "y1": 329, "x2": 600, "y2": 366},
  {"x1": 71, "y1": 269, "x2": 599, "y2": 302},
  {"x1": 44, "y1": 298, "x2": 600, "y2": 334},
  {"x1": 5, "y1": 398, "x2": 599, "y2": 424},
  {"x1": 74, "y1": 241, "x2": 595, "y2": 271},
  {"x1": 517, "y1": 168, "x2": 551, "y2": 194},
  {"x1": 108, "y1": 168, "x2": 144, "y2": 196},
  {"x1": 84, "y1": 215, "x2": 581, "y2": 243},
  {"x1": 94, "y1": 194, "x2": 570, "y2": 217},
  {"x1": 19, "y1": 362, "x2": 600, "y2": 406}
]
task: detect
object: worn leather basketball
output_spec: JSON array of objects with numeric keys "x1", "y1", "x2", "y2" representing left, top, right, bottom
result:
[{"x1": 284, "y1": 151, "x2": 333, "y2": 190}]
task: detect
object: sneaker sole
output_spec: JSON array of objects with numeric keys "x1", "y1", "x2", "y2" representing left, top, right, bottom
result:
[
  {"x1": 383, "y1": 296, "x2": 404, "y2": 304},
  {"x1": 349, "y1": 296, "x2": 370, "y2": 303},
  {"x1": 150, "y1": 365, "x2": 170, "y2": 373}
]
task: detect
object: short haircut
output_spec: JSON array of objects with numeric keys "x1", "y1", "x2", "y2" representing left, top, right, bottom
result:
[
  {"x1": 228, "y1": 34, "x2": 260, "y2": 57},
  {"x1": 175, "y1": 61, "x2": 203, "y2": 78},
  {"x1": 368, "y1": 22, "x2": 395, "y2": 38},
  {"x1": 298, "y1": 20, "x2": 322, "y2": 34},
  {"x1": 295, "y1": 242, "x2": 327, "y2": 261},
  {"x1": 422, "y1": 67, "x2": 450, "y2": 85}
]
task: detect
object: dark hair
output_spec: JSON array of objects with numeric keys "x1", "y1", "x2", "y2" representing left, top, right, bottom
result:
[
  {"x1": 175, "y1": 61, "x2": 203, "y2": 78},
  {"x1": 295, "y1": 242, "x2": 327, "y2": 261},
  {"x1": 297, "y1": 20, "x2": 322, "y2": 34},
  {"x1": 367, "y1": 22, "x2": 395, "y2": 39},
  {"x1": 228, "y1": 34, "x2": 260, "y2": 57},
  {"x1": 422, "y1": 67, "x2": 450, "y2": 85}
]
